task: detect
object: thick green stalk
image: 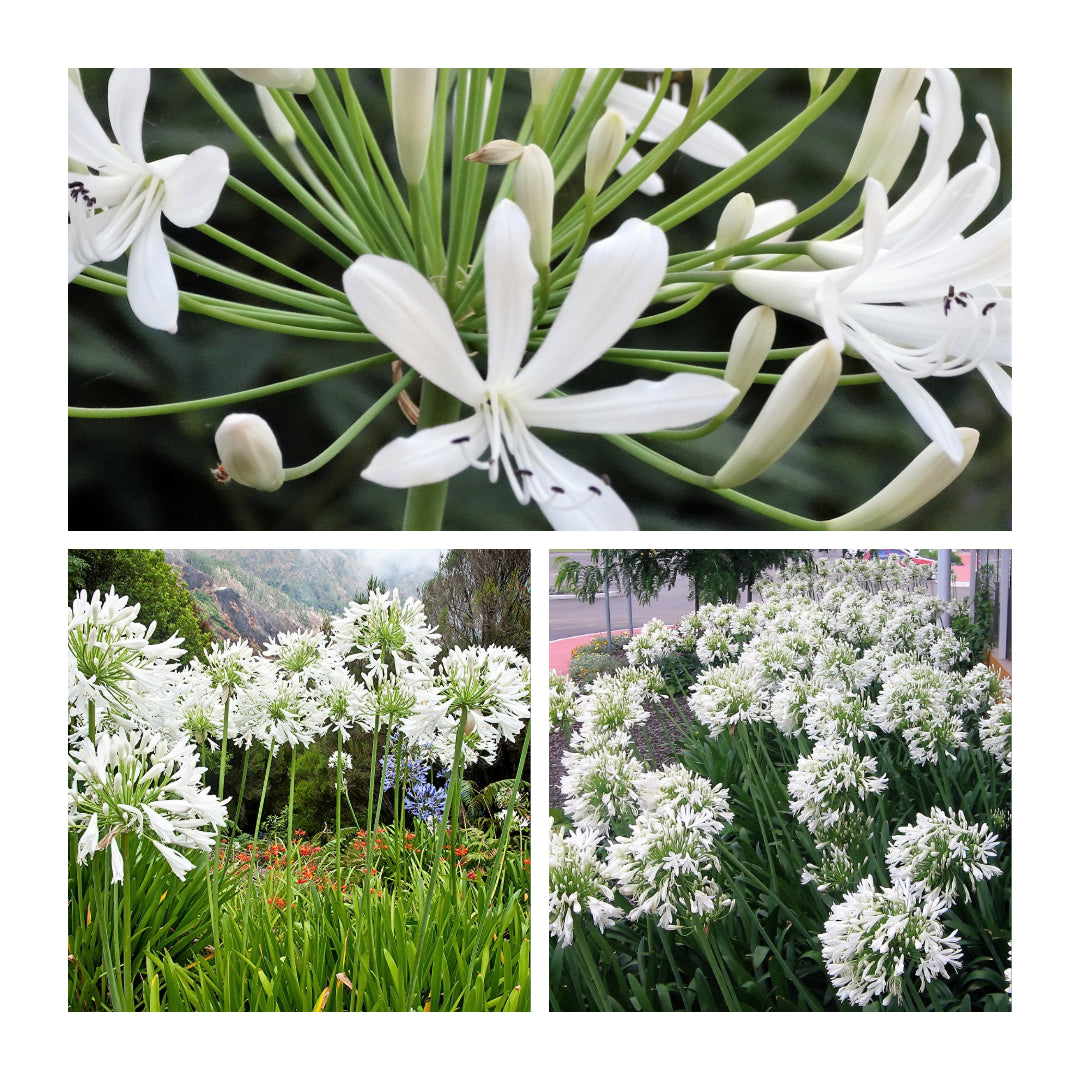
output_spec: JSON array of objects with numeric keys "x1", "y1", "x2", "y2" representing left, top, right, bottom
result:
[{"x1": 400, "y1": 383, "x2": 463, "y2": 530}]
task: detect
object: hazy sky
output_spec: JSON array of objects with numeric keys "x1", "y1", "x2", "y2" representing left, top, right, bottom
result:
[{"x1": 343, "y1": 549, "x2": 447, "y2": 580}]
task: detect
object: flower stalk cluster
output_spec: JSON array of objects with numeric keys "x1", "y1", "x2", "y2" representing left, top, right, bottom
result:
[{"x1": 69, "y1": 68, "x2": 1010, "y2": 530}]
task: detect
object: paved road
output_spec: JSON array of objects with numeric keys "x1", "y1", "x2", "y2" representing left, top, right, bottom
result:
[{"x1": 550, "y1": 585, "x2": 698, "y2": 640}]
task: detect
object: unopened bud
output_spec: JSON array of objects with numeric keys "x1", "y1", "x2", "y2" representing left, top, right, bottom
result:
[
  {"x1": 214, "y1": 414, "x2": 284, "y2": 492},
  {"x1": 529, "y1": 69, "x2": 562, "y2": 109},
  {"x1": 254, "y1": 84, "x2": 297, "y2": 146},
  {"x1": 846, "y1": 68, "x2": 926, "y2": 182},
  {"x1": 229, "y1": 68, "x2": 316, "y2": 94},
  {"x1": 466, "y1": 139, "x2": 525, "y2": 165},
  {"x1": 711, "y1": 339, "x2": 840, "y2": 489},
  {"x1": 718, "y1": 305, "x2": 776, "y2": 419},
  {"x1": 514, "y1": 144, "x2": 554, "y2": 269},
  {"x1": 584, "y1": 109, "x2": 626, "y2": 196},
  {"x1": 463, "y1": 713, "x2": 477, "y2": 736},
  {"x1": 825, "y1": 429, "x2": 979, "y2": 529},
  {"x1": 713, "y1": 192, "x2": 756, "y2": 269},
  {"x1": 391, "y1": 68, "x2": 437, "y2": 186},
  {"x1": 808, "y1": 69, "x2": 830, "y2": 99}
]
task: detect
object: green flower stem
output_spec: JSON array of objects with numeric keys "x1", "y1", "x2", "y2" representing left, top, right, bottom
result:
[
  {"x1": 270, "y1": 87, "x2": 378, "y2": 250},
  {"x1": 282, "y1": 367, "x2": 417, "y2": 481},
  {"x1": 122, "y1": 833, "x2": 134, "y2": 1010},
  {"x1": 285, "y1": 744, "x2": 297, "y2": 967},
  {"x1": 224, "y1": 175, "x2": 356, "y2": 268},
  {"x1": 401, "y1": 381, "x2": 462, "y2": 530},
  {"x1": 218, "y1": 696, "x2": 231, "y2": 804},
  {"x1": 69, "y1": 352, "x2": 396, "y2": 419},
  {"x1": 249, "y1": 738, "x2": 276, "y2": 885},
  {"x1": 181, "y1": 68, "x2": 368, "y2": 255},
  {"x1": 335, "y1": 731, "x2": 343, "y2": 889},
  {"x1": 172, "y1": 234, "x2": 354, "y2": 312},
  {"x1": 337, "y1": 69, "x2": 413, "y2": 242}
]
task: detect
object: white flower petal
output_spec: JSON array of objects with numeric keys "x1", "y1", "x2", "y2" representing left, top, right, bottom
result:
[
  {"x1": 161, "y1": 146, "x2": 230, "y2": 227},
  {"x1": 513, "y1": 218, "x2": 668, "y2": 399},
  {"x1": 126, "y1": 214, "x2": 179, "y2": 333},
  {"x1": 362, "y1": 414, "x2": 489, "y2": 488},
  {"x1": 151, "y1": 839, "x2": 196, "y2": 881},
  {"x1": 482, "y1": 201, "x2": 537, "y2": 386},
  {"x1": 518, "y1": 373, "x2": 736, "y2": 434},
  {"x1": 108, "y1": 68, "x2": 151, "y2": 165},
  {"x1": 68, "y1": 77, "x2": 126, "y2": 168},
  {"x1": 343, "y1": 256, "x2": 485, "y2": 403},
  {"x1": 869, "y1": 361, "x2": 965, "y2": 464},
  {"x1": 614, "y1": 145, "x2": 665, "y2": 195},
  {"x1": 511, "y1": 428, "x2": 638, "y2": 530}
]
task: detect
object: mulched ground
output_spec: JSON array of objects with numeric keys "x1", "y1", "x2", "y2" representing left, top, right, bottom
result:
[{"x1": 549, "y1": 693, "x2": 694, "y2": 813}]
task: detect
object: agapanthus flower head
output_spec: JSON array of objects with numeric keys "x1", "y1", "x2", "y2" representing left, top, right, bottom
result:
[
  {"x1": 433, "y1": 645, "x2": 530, "y2": 747},
  {"x1": 68, "y1": 68, "x2": 229, "y2": 332},
  {"x1": 885, "y1": 807, "x2": 1002, "y2": 903},
  {"x1": 261, "y1": 629, "x2": 331, "y2": 685},
  {"x1": 787, "y1": 738, "x2": 888, "y2": 847},
  {"x1": 689, "y1": 665, "x2": 769, "y2": 735},
  {"x1": 819, "y1": 875, "x2": 963, "y2": 1006},
  {"x1": 69, "y1": 587, "x2": 186, "y2": 733},
  {"x1": 403, "y1": 779, "x2": 447, "y2": 822},
  {"x1": 242, "y1": 675, "x2": 325, "y2": 750},
  {"x1": 560, "y1": 746, "x2": 647, "y2": 833},
  {"x1": 549, "y1": 821, "x2": 622, "y2": 948},
  {"x1": 978, "y1": 699, "x2": 1012, "y2": 775},
  {"x1": 196, "y1": 639, "x2": 259, "y2": 701},
  {"x1": 870, "y1": 663, "x2": 967, "y2": 764},
  {"x1": 549, "y1": 669, "x2": 578, "y2": 730},
  {"x1": 604, "y1": 801, "x2": 734, "y2": 930},
  {"x1": 69, "y1": 727, "x2": 229, "y2": 882},
  {"x1": 327, "y1": 750, "x2": 353, "y2": 788},
  {"x1": 331, "y1": 588, "x2": 440, "y2": 674},
  {"x1": 625, "y1": 619, "x2": 682, "y2": 665}
]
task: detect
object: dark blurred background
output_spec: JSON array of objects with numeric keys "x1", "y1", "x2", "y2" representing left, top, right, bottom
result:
[{"x1": 68, "y1": 68, "x2": 1011, "y2": 531}]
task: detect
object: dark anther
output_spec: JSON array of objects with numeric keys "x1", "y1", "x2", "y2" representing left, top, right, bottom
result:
[
  {"x1": 517, "y1": 469, "x2": 533, "y2": 478},
  {"x1": 68, "y1": 180, "x2": 96, "y2": 208},
  {"x1": 450, "y1": 436, "x2": 470, "y2": 444},
  {"x1": 551, "y1": 486, "x2": 565, "y2": 494},
  {"x1": 588, "y1": 486, "x2": 602, "y2": 496},
  {"x1": 981, "y1": 302, "x2": 997, "y2": 316}
]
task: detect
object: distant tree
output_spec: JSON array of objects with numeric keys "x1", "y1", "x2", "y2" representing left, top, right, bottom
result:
[
  {"x1": 68, "y1": 548, "x2": 215, "y2": 664},
  {"x1": 420, "y1": 550, "x2": 529, "y2": 654},
  {"x1": 553, "y1": 549, "x2": 815, "y2": 610}
]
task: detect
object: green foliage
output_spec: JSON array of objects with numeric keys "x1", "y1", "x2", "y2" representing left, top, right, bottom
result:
[
  {"x1": 69, "y1": 548, "x2": 214, "y2": 664},
  {"x1": 569, "y1": 635, "x2": 630, "y2": 685},
  {"x1": 951, "y1": 562, "x2": 1000, "y2": 665},
  {"x1": 421, "y1": 549, "x2": 530, "y2": 654}
]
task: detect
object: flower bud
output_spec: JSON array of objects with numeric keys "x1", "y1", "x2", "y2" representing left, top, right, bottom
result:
[
  {"x1": 713, "y1": 191, "x2": 756, "y2": 269},
  {"x1": 846, "y1": 68, "x2": 926, "y2": 182},
  {"x1": 711, "y1": 339, "x2": 840, "y2": 489},
  {"x1": 825, "y1": 429, "x2": 979, "y2": 529},
  {"x1": 214, "y1": 414, "x2": 284, "y2": 492},
  {"x1": 465, "y1": 139, "x2": 525, "y2": 165},
  {"x1": 529, "y1": 69, "x2": 562, "y2": 109},
  {"x1": 808, "y1": 69, "x2": 830, "y2": 99},
  {"x1": 254, "y1": 84, "x2": 297, "y2": 146},
  {"x1": 718, "y1": 305, "x2": 775, "y2": 419},
  {"x1": 584, "y1": 109, "x2": 626, "y2": 196},
  {"x1": 514, "y1": 144, "x2": 554, "y2": 269},
  {"x1": 391, "y1": 68, "x2": 437, "y2": 186},
  {"x1": 229, "y1": 68, "x2": 316, "y2": 94}
]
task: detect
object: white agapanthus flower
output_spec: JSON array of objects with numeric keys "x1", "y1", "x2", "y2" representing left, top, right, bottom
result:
[
  {"x1": 560, "y1": 746, "x2": 647, "y2": 833},
  {"x1": 330, "y1": 588, "x2": 441, "y2": 674},
  {"x1": 624, "y1": 618, "x2": 682, "y2": 665},
  {"x1": 689, "y1": 665, "x2": 769, "y2": 734},
  {"x1": 885, "y1": 807, "x2": 1002, "y2": 903},
  {"x1": 605, "y1": 800, "x2": 734, "y2": 930},
  {"x1": 68, "y1": 68, "x2": 229, "y2": 332},
  {"x1": 68, "y1": 587, "x2": 186, "y2": 733},
  {"x1": 871, "y1": 663, "x2": 968, "y2": 764},
  {"x1": 343, "y1": 199, "x2": 737, "y2": 529},
  {"x1": 69, "y1": 727, "x2": 229, "y2": 883},
  {"x1": 549, "y1": 821, "x2": 623, "y2": 948},
  {"x1": 819, "y1": 875, "x2": 963, "y2": 1007},
  {"x1": 978, "y1": 699, "x2": 1012, "y2": 774},
  {"x1": 733, "y1": 164, "x2": 1009, "y2": 464},
  {"x1": 787, "y1": 738, "x2": 888, "y2": 846}
]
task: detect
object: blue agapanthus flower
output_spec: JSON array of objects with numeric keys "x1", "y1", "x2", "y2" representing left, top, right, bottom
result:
[{"x1": 403, "y1": 780, "x2": 447, "y2": 822}]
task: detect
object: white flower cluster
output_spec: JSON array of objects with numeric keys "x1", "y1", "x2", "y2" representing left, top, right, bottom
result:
[
  {"x1": 819, "y1": 876, "x2": 963, "y2": 1006},
  {"x1": 69, "y1": 584, "x2": 530, "y2": 881},
  {"x1": 689, "y1": 666, "x2": 769, "y2": 734},
  {"x1": 624, "y1": 619, "x2": 683, "y2": 665},
  {"x1": 885, "y1": 807, "x2": 1002, "y2": 903},
  {"x1": 549, "y1": 821, "x2": 622, "y2": 948},
  {"x1": 978, "y1": 696, "x2": 1012, "y2": 774}
]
